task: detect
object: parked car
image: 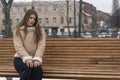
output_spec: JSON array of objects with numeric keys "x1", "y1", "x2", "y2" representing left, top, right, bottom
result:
[
  {"x1": 98, "y1": 32, "x2": 107, "y2": 38},
  {"x1": 83, "y1": 32, "x2": 92, "y2": 38},
  {"x1": 0, "y1": 35, "x2": 3, "y2": 39},
  {"x1": 117, "y1": 32, "x2": 120, "y2": 38}
]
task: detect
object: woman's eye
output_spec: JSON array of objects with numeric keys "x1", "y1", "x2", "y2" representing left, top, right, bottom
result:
[{"x1": 29, "y1": 17, "x2": 36, "y2": 20}]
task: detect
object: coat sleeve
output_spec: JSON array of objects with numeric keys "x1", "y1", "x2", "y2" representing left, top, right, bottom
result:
[
  {"x1": 13, "y1": 29, "x2": 32, "y2": 63},
  {"x1": 33, "y1": 28, "x2": 46, "y2": 63}
]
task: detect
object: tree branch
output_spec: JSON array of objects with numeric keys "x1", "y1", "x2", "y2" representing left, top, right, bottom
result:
[
  {"x1": 1, "y1": 0, "x2": 7, "y2": 7},
  {"x1": 8, "y1": 0, "x2": 13, "y2": 8}
]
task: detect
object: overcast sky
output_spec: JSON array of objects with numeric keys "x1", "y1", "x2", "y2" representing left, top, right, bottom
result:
[{"x1": 83, "y1": 0, "x2": 113, "y2": 13}]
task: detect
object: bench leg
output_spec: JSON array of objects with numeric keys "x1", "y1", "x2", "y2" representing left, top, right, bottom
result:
[{"x1": 6, "y1": 77, "x2": 12, "y2": 80}]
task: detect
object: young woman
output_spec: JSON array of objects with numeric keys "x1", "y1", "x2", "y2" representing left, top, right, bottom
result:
[{"x1": 13, "y1": 9, "x2": 46, "y2": 80}]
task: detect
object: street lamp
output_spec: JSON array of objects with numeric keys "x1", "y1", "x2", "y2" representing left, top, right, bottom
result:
[
  {"x1": 32, "y1": 0, "x2": 35, "y2": 9},
  {"x1": 78, "y1": 0, "x2": 82, "y2": 37},
  {"x1": 65, "y1": 0, "x2": 70, "y2": 37},
  {"x1": 74, "y1": 0, "x2": 77, "y2": 38}
]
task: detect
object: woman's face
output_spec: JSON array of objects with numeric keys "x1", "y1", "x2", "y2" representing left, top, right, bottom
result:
[{"x1": 27, "y1": 14, "x2": 36, "y2": 27}]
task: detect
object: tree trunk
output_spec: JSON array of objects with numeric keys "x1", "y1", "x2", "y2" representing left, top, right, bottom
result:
[{"x1": 1, "y1": 0, "x2": 13, "y2": 38}]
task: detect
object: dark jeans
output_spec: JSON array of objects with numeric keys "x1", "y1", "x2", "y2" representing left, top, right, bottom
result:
[{"x1": 14, "y1": 57, "x2": 43, "y2": 80}]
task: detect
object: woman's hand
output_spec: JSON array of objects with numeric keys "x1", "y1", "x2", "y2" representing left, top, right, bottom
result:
[
  {"x1": 33, "y1": 60, "x2": 41, "y2": 67},
  {"x1": 25, "y1": 59, "x2": 33, "y2": 67}
]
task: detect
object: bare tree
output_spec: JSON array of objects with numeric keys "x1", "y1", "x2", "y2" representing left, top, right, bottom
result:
[
  {"x1": 1, "y1": 1, "x2": 13, "y2": 79},
  {"x1": 1, "y1": 0, "x2": 13, "y2": 38},
  {"x1": 111, "y1": 0, "x2": 119, "y2": 37}
]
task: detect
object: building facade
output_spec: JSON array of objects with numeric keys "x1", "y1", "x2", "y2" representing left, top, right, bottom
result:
[{"x1": 0, "y1": 1, "x2": 97, "y2": 37}]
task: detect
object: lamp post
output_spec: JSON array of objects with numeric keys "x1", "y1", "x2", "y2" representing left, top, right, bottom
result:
[
  {"x1": 32, "y1": 0, "x2": 34, "y2": 9},
  {"x1": 65, "y1": 0, "x2": 70, "y2": 37},
  {"x1": 74, "y1": 0, "x2": 77, "y2": 38},
  {"x1": 78, "y1": 0, "x2": 82, "y2": 37}
]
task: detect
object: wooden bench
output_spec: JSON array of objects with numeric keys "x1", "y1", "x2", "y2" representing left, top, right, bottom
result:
[{"x1": 1, "y1": 38, "x2": 120, "y2": 80}]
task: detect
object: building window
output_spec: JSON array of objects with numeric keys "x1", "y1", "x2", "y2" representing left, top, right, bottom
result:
[
  {"x1": 38, "y1": 6, "x2": 42, "y2": 12},
  {"x1": 53, "y1": 18, "x2": 56, "y2": 24},
  {"x1": 10, "y1": 8, "x2": 13, "y2": 14},
  {"x1": 16, "y1": 7, "x2": 20, "y2": 14},
  {"x1": 61, "y1": 16, "x2": 64, "y2": 24},
  {"x1": 2, "y1": 8, "x2": 4, "y2": 14},
  {"x1": 2, "y1": 19, "x2": 5, "y2": 25},
  {"x1": 60, "y1": 6, "x2": 64, "y2": 13},
  {"x1": 84, "y1": 15, "x2": 88, "y2": 24},
  {"x1": 39, "y1": 18, "x2": 42, "y2": 24},
  {"x1": 52, "y1": 28, "x2": 58, "y2": 35},
  {"x1": 16, "y1": 18, "x2": 20, "y2": 24},
  {"x1": 44, "y1": 6, "x2": 48, "y2": 12},
  {"x1": 60, "y1": 28, "x2": 64, "y2": 33},
  {"x1": 32, "y1": 6, "x2": 35, "y2": 9},
  {"x1": 69, "y1": 6, "x2": 71, "y2": 12},
  {"x1": 45, "y1": 29, "x2": 49, "y2": 35},
  {"x1": 69, "y1": 17, "x2": 72, "y2": 23},
  {"x1": 45, "y1": 18, "x2": 49, "y2": 24},
  {"x1": 53, "y1": 5, "x2": 56, "y2": 12}
]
